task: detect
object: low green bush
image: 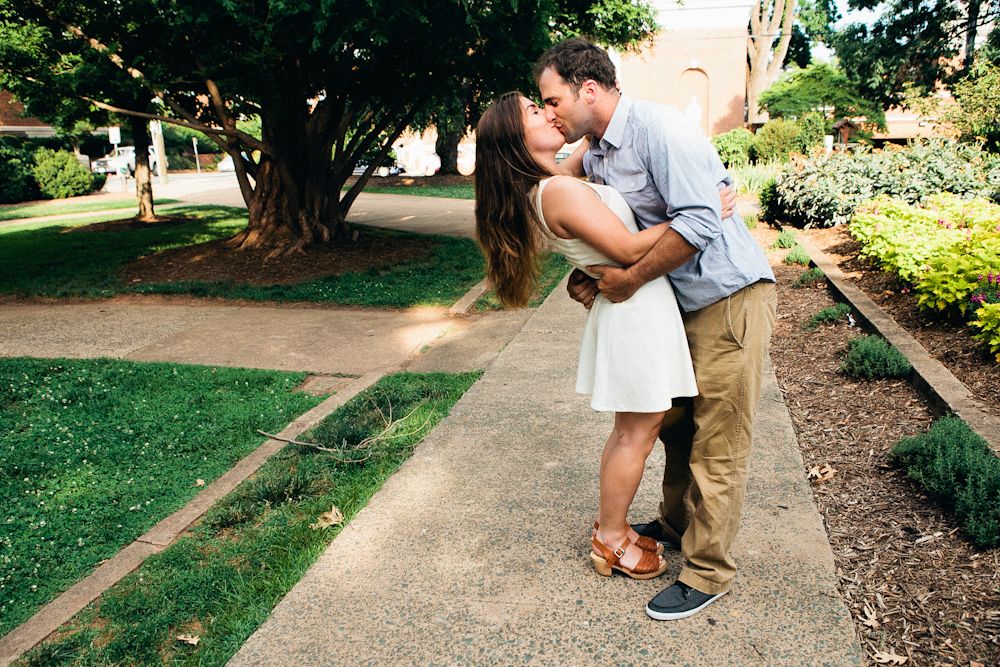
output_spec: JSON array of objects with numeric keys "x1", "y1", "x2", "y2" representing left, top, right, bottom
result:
[
  {"x1": 805, "y1": 302, "x2": 851, "y2": 330},
  {"x1": 0, "y1": 145, "x2": 39, "y2": 204},
  {"x1": 743, "y1": 212, "x2": 758, "y2": 230},
  {"x1": 971, "y1": 302, "x2": 1000, "y2": 362},
  {"x1": 784, "y1": 244, "x2": 810, "y2": 265},
  {"x1": 751, "y1": 118, "x2": 802, "y2": 163},
  {"x1": 771, "y1": 229, "x2": 796, "y2": 248},
  {"x1": 839, "y1": 335, "x2": 912, "y2": 379},
  {"x1": 793, "y1": 267, "x2": 826, "y2": 288},
  {"x1": 797, "y1": 112, "x2": 826, "y2": 151},
  {"x1": 31, "y1": 148, "x2": 95, "y2": 199},
  {"x1": 763, "y1": 140, "x2": 999, "y2": 229},
  {"x1": 729, "y1": 161, "x2": 781, "y2": 199},
  {"x1": 890, "y1": 416, "x2": 1000, "y2": 549},
  {"x1": 711, "y1": 127, "x2": 755, "y2": 168}
]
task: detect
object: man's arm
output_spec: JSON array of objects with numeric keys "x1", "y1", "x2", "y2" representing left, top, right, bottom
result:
[{"x1": 588, "y1": 228, "x2": 695, "y2": 302}]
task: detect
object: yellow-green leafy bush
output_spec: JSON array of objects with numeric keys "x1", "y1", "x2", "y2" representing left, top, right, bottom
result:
[{"x1": 971, "y1": 303, "x2": 1000, "y2": 362}]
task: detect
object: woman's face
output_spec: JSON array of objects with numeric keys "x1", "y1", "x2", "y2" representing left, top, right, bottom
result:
[{"x1": 519, "y1": 96, "x2": 565, "y2": 155}]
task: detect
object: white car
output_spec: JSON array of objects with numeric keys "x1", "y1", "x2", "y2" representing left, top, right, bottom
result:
[{"x1": 90, "y1": 146, "x2": 163, "y2": 176}]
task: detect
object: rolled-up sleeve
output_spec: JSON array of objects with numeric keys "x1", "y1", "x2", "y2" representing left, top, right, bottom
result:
[{"x1": 643, "y1": 118, "x2": 726, "y2": 253}]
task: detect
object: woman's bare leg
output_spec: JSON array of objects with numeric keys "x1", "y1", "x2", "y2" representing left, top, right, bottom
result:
[{"x1": 594, "y1": 411, "x2": 665, "y2": 570}]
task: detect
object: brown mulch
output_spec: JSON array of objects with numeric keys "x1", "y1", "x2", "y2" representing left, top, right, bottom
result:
[
  {"x1": 118, "y1": 233, "x2": 434, "y2": 286},
  {"x1": 345, "y1": 174, "x2": 473, "y2": 189},
  {"x1": 805, "y1": 226, "x2": 1000, "y2": 419},
  {"x1": 754, "y1": 225, "x2": 1000, "y2": 667}
]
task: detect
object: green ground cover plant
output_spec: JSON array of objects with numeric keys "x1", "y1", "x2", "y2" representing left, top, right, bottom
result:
[
  {"x1": 840, "y1": 335, "x2": 912, "y2": 379},
  {"x1": 475, "y1": 251, "x2": 572, "y2": 311},
  {"x1": 793, "y1": 267, "x2": 826, "y2": 288},
  {"x1": 0, "y1": 198, "x2": 179, "y2": 222},
  {"x1": 729, "y1": 161, "x2": 781, "y2": 199},
  {"x1": 0, "y1": 206, "x2": 487, "y2": 307},
  {"x1": 805, "y1": 303, "x2": 852, "y2": 330},
  {"x1": 762, "y1": 140, "x2": 1000, "y2": 229},
  {"x1": 783, "y1": 245, "x2": 810, "y2": 265},
  {"x1": 0, "y1": 357, "x2": 322, "y2": 636},
  {"x1": 17, "y1": 371, "x2": 480, "y2": 665},
  {"x1": 890, "y1": 416, "x2": 1000, "y2": 549},
  {"x1": 771, "y1": 229, "x2": 796, "y2": 249}
]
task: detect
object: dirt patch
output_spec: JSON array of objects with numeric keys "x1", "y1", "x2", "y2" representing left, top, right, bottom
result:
[
  {"x1": 805, "y1": 226, "x2": 1000, "y2": 419},
  {"x1": 755, "y1": 224, "x2": 1000, "y2": 665},
  {"x1": 63, "y1": 215, "x2": 197, "y2": 233},
  {"x1": 347, "y1": 174, "x2": 473, "y2": 189},
  {"x1": 118, "y1": 233, "x2": 435, "y2": 287}
]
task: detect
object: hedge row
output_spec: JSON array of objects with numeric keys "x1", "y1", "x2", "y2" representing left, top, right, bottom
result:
[
  {"x1": 761, "y1": 140, "x2": 1000, "y2": 229},
  {"x1": 0, "y1": 146, "x2": 104, "y2": 204}
]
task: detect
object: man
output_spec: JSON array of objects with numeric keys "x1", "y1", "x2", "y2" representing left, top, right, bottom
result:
[{"x1": 535, "y1": 38, "x2": 776, "y2": 620}]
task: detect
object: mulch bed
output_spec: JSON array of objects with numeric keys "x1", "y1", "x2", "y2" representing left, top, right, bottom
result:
[
  {"x1": 805, "y1": 226, "x2": 1000, "y2": 420},
  {"x1": 345, "y1": 174, "x2": 473, "y2": 190},
  {"x1": 754, "y1": 225, "x2": 1000, "y2": 666},
  {"x1": 117, "y1": 233, "x2": 435, "y2": 286}
]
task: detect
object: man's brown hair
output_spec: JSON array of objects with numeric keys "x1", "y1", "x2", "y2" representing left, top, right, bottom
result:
[{"x1": 533, "y1": 37, "x2": 617, "y2": 91}]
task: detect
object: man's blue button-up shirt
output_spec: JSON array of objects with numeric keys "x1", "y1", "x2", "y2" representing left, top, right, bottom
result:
[{"x1": 583, "y1": 96, "x2": 775, "y2": 312}]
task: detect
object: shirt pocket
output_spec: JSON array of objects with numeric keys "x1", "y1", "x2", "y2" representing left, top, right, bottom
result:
[{"x1": 610, "y1": 151, "x2": 648, "y2": 193}]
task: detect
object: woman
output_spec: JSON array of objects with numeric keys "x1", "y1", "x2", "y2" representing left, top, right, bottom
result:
[{"x1": 475, "y1": 92, "x2": 698, "y2": 580}]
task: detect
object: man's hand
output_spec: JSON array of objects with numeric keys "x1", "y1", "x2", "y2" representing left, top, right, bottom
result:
[
  {"x1": 588, "y1": 265, "x2": 641, "y2": 303},
  {"x1": 719, "y1": 184, "x2": 736, "y2": 220},
  {"x1": 567, "y1": 268, "x2": 600, "y2": 309}
]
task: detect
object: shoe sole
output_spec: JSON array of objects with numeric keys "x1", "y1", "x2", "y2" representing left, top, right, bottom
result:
[{"x1": 645, "y1": 590, "x2": 727, "y2": 621}]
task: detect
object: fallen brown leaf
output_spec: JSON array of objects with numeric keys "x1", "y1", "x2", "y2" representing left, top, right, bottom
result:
[
  {"x1": 195, "y1": 479, "x2": 205, "y2": 487},
  {"x1": 176, "y1": 634, "x2": 200, "y2": 646},
  {"x1": 310, "y1": 505, "x2": 344, "y2": 530},
  {"x1": 871, "y1": 650, "x2": 906, "y2": 665},
  {"x1": 807, "y1": 464, "x2": 837, "y2": 483}
]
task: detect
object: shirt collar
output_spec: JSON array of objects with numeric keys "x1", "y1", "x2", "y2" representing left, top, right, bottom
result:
[{"x1": 599, "y1": 95, "x2": 632, "y2": 150}]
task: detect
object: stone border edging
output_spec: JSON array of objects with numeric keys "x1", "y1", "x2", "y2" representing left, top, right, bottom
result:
[
  {"x1": 0, "y1": 368, "x2": 388, "y2": 667},
  {"x1": 448, "y1": 279, "x2": 488, "y2": 317},
  {"x1": 796, "y1": 234, "x2": 1000, "y2": 455}
]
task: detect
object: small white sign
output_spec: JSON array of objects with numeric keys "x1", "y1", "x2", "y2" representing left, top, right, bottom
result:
[{"x1": 108, "y1": 126, "x2": 121, "y2": 144}]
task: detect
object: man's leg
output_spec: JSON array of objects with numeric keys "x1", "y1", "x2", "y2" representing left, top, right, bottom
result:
[
  {"x1": 654, "y1": 400, "x2": 695, "y2": 546},
  {"x1": 675, "y1": 281, "x2": 776, "y2": 595}
]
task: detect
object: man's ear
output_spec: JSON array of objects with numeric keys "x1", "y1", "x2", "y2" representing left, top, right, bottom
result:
[{"x1": 581, "y1": 79, "x2": 599, "y2": 104}]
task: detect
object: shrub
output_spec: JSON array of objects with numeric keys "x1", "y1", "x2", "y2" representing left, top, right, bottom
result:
[
  {"x1": 31, "y1": 148, "x2": 95, "y2": 199},
  {"x1": 784, "y1": 245, "x2": 810, "y2": 265},
  {"x1": 840, "y1": 335, "x2": 912, "y2": 379},
  {"x1": 793, "y1": 267, "x2": 826, "y2": 288},
  {"x1": 765, "y1": 140, "x2": 1000, "y2": 229},
  {"x1": 890, "y1": 416, "x2": 1000, "y2": 549},
  {"x1": 712, "y1": 128, "x2": 755, "y2": 168},
  {"x1": 91, "y1": 173, "x2": 107, "y2": 192},
  {"x1": 751, "y1": 118, "x2": 802, "y2": 163},
  {"x1": 971, "y1": 303, "x2": 1000, "y2": 362},
  {"x1": 742, "y1": 212, "x2": 758, "y2": 230},
  {"x1": 797, "y1": 112, "x2": 826, "y2": 152},
  {"x1": 0, "y1": 145, "x2": 38, "y2": 204},
  {"x1": 805, "y1": 302, "x2": 851, "y2": 330},
  {"x1": 771, "y1": 229, "x2": 796, "y2": 249}
]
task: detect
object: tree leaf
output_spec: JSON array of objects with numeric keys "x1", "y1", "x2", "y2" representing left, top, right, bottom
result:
[
  {"x1": 176, "y1": 634, "x2": 200, "y2": 646},
  {"x1": 310, "y1": 506, "x2": 344, "y2": 530}
]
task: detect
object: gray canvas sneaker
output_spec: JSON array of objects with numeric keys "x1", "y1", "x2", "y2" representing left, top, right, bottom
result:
[{"x1": 645, "y1": 580, "x2": 727, "y2": 620}]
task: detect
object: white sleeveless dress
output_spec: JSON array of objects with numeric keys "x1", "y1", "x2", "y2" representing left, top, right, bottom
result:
[{"x1": 535, "y1": 177, "x2": 698, "y2": 413}]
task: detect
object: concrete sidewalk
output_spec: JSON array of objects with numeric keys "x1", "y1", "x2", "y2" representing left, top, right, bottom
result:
[
  {"x1": 230, "y1": 286, "x2": 863, "y2": 666},
  {"x1": 0, "y1": 301, "x2": 529, "y2": 376}
]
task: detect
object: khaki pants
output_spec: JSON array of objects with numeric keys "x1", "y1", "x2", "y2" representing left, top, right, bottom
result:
[{"x1": 657, "y1": 280, "x2": 777, "y2": 595}]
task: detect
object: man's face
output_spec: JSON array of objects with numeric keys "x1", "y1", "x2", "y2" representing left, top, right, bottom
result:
[{"x1": 537, "y1": 66, "x2": 593, "y2": 144}]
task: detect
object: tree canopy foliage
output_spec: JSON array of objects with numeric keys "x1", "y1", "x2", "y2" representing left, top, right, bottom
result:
[
  {"x1": 758, "y1": 63, "x2": 885, "y2": 126},
  {"x1": 0, "y1": 0, "x2": 655, "y2": 254}
]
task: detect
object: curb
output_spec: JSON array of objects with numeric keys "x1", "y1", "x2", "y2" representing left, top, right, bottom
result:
[
  {"x1": 796, "y1": 234, "x2": 1000, "y2": 456},
  {"x1": 448, "y1": 279, "x2": 488, "y2": 317},
  {"x1": 0, "y1": 369, "x2": 387, "y2": 667}
]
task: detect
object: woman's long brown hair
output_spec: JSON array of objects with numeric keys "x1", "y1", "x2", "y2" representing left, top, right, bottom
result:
[{"x1": 475, "y1": 91, "x2": 555, "y2": 308}]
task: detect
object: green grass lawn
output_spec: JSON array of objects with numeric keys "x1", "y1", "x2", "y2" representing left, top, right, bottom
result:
[
  {"x1": 0, "y1": 198, "x2": 180, "y2": 222},
  {"x1": 358, "y1": 183, "x2": 474, "y2": 200},
  {"x1": 474, "y1": 251, "x2": 573, "y2": 311},
  {"x1": 0, "y1": 205, "x2": 486, "y2": 307},
  {"x1": 16, "y1": 371, "x2": 480, "y2": 666},
  {"x1": 0, "y1": 357, "x2": 323, "y2": 637}
]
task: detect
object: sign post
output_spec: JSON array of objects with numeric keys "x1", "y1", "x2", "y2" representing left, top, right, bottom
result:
[{"x1": 192, "y1": 137, "x2": 201, "y2": 173}]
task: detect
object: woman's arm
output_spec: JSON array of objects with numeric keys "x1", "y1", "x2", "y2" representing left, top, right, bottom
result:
[
  {"x1": 554, "y1": 140, "x2": 588, "y2": 177},
  {"x1": 541, "y1": 176, "x2": 666, "y2": 265}
]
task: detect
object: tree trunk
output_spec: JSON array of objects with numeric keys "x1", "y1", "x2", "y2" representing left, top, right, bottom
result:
[
  {"x1": 964, "y1": 0, "x2": 981, "y2": 73},
  {"x1": 435, "y1": 128, "x2": 462, "y2": 175},
  {"x1": 130, "y1": 116, "x2": 156, "y2": 222},
  {"x1": 747, "y1": 0, "x2": 797, "y2": 125}
]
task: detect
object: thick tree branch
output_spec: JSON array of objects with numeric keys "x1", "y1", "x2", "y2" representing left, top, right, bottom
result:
[{"x1": 339, "y1": 108, "x2": 416, "y2": 214}]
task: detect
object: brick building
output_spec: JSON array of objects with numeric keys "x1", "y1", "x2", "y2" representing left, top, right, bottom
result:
[
  {"x1": 613, "y1": 0, "x2": 755, "y2": 137},
  {"x1": 0, "y1": 91, "x2": 55, "y2": 137}
]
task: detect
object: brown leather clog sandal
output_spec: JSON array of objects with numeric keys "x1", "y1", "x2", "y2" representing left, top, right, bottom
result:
[
  {"x1": 593, "y1": 521, "x2": 664, "y2": 555},
  {"x1": 590, "y1": 535, "x2": 668, "y2": 580}
]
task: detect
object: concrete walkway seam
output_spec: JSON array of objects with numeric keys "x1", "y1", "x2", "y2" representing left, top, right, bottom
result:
[
  {"x1": 797, "y1": 234, "x2": 1000, "y2": 455},
  {"x1": 0, "y1": 368, "x2": 388, "y2": 667}
]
